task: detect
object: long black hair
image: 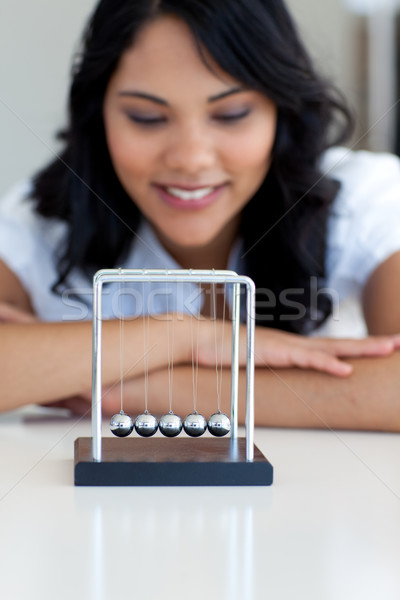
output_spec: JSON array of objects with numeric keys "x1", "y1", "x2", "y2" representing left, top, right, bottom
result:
[{"x1": 31, "y1": 0, "x2": 353, "y2": 332}]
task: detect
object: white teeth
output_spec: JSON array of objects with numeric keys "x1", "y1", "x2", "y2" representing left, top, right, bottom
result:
[{"x1": 165, "y1": 186, "x2": 215, "y2": 201}]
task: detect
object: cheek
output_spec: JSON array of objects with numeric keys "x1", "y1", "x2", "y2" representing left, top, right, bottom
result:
[
  {"x1": 223, "y1": 126, "x2": 276, "y2": 176},
  {"x1": 104, "y1": 118, "x2": 156, "y2": 181},
  {"x1": 106, "y1": 134, "x2": 147, "y2": 180}
]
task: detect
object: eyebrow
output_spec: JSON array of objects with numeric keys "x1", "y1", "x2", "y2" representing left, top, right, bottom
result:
[
  {"x1": 208, "y1": 87, "x2": 246, "y2": 102},
  {"x1": 117, "y1": 86, "x2": 247, "y2": 105}
]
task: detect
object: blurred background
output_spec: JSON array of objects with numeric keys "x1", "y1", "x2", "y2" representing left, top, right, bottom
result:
[{"x1": 0, "y1": 0, "x2": 399, "y2": 196}]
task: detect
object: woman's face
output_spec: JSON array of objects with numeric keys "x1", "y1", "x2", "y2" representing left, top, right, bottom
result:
[{"x1": 103, "y1": 15, "x2": 277, "y2": 267}]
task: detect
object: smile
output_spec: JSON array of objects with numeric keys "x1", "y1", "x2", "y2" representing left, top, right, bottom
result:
[
  {"x1": 154, "y1": 184, "x2": 226, "y2": 209},
  {"x1": 164, "y1": 186, "x2": 216, "y2": 201}
]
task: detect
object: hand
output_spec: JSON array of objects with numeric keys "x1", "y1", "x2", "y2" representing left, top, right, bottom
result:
[
  {"x1": 41, "y1": 380, "x2": 143, "y2": 417},
  {"x1": 41, "y1": 394, "x2": 92, "y2": 416},
  {"x1": 197, "y1": 321, "x2": 400, "y2": 377},
  {"x1": 0, "y1": 302, "x2": 37, "y2": 323},
  {"x1": 252, "y1": 329, "x2": 400, "y2": 376}
]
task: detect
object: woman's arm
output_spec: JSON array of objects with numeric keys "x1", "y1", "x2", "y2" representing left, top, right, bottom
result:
[
  {"x1": 106, "y1": 252, "x2": 400, "y2": 431},
  {"x1": 223, "y1": 250, "x2": 400, "y2": 431},
  {"x1": 1, "y1": 254, "x2": 399, "y2": 417},
  {"x1": 0, "y1": 261, "x2": 192, "y2": 410},
  {"x1": 99, "y1": 349, "x2": 400, "y2": 431},
  {"x1": 3, "y1": 311, "x2": 397, "y2": 412},
  {"x1": 0, "y1": 317, "x2": 194, "y2": 411},
  {"x1": 363, "y1": 251, "x2": 400, "y2": 334}
]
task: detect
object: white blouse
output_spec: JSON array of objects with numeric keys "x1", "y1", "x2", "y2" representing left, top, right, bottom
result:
[{"x1": 0, "y1": 147, "x2": 400, "y2": 337}]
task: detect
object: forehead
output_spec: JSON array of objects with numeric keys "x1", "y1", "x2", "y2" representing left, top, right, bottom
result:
[{"x1": 109, "y1": 14, "x2": 240, "y2": 93}]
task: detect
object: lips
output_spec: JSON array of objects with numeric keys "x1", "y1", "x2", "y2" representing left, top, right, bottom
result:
[
  {"x1": 154, "y1": 183, "x2": 226, "y2": 209},
  {"x1": 163, "y1": 185, "x2": 215, "y2": 201}
]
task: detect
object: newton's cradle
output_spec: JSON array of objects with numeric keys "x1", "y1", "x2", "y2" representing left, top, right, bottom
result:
[{"x1": 74, "y1": 269, "x2": 273, "y2": 486}]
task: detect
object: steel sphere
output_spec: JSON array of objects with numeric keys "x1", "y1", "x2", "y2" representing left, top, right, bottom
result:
[
  {"x1": 134, "y1": 412, "x2": 158, "y2": 437},
  {"x1": 159, "y1": 413, "x2": 183, "y2": 437},
  {"x1": 207, "y1": 412, "x2": 231, "y2": 437},
  {"x1": 110, "y1": 411, "x2": 134, "y2": 437},
  {"x1": 183, "y1": 412, "x2": 207, "y2": 437}
]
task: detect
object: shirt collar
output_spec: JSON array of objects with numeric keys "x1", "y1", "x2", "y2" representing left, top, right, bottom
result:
[{"x1": 126, "y1": 218, "x2": 244, "y2": 274}]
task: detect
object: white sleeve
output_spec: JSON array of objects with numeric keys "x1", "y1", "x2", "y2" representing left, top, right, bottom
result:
[
  {"x1": 0, "y1": 181, "x2": 38, "y2": 290},
  {"x1": 0, "y1": 181, "x2": 67, "y2": 301},
  {"x1": 323, "y1": 149, "x2": 400, "y2": 293}
]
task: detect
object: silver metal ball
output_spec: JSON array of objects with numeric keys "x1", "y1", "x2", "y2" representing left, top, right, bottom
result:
[
  {"x1": 207, "y1": 412, "x2": 231, "y2": 437},
  {"x1": 159, "y1": 412, "x2": 183, "y2": 437},
  {"x1": 110, "y1": 411, "x2": 134, "y2": 437},
  {"x1": 134, "y1": 412, "x2": 158, "y2": 437},
  {"x1": 183, "y1": 412, "x2": 207, "y2": 437}
]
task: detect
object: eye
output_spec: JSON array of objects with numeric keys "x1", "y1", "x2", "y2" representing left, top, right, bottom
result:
[
  {"x1": 213, "y1": 109, "x2": 251, "y2": 123},
  {"x1": 125, "y1": 112, "x2": 167, "y2": 126}
]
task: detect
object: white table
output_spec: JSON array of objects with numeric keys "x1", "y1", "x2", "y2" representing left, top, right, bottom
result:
[{"x1": 0, "y1": 406, "x2": 399, "y2": 600}]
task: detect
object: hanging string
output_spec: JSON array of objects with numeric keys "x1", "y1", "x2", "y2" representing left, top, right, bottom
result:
[
  {"x1": 218, "y1": 283, "x2": 227, "y2": 411},
  {"x1": 212, "y1": 278, "x2": 219, "y2": 410},
  {"x1": 190, "y1": 283, "x2": 201, "y2": 414},
  {"x1": 142, "y1": 280, "x2": 149, "y2": 413},
  {"x1": 166, "y1": 278, "x2": 175, "y2": 414},
  {"x1": 119, "y1": 269, "x2": 124, "y2": 413},
  {"x1": 212, "y1": 278, "x2": 226, "y2": 414}
]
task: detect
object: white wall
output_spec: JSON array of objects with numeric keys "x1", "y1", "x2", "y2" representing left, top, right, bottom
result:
[
  {"x1": 0, "y1": 0, "x2": 376, "y2": 197},
  {"x1": 287, "y1": 0, "x2": 358, "y2": 100},
  {"x1": 0, "y1": 0, "x2": 96, "y2": 196},
  {"x1": 289, "y1": 0, "x2": 399, "y2": 152}
]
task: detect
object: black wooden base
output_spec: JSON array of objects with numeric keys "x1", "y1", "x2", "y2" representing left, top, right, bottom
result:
[{"x1": 74, "y1": 437, "x2": 273, "y2": 486}]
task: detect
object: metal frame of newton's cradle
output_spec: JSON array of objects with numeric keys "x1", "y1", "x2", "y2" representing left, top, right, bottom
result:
[{"x1": 74, "y1": 269, "x2": 273, "y2": 486}]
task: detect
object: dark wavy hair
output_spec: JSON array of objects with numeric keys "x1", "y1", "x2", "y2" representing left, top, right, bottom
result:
[{"x1": 31, "y1": 0, "x2": 353, "y2": 333}]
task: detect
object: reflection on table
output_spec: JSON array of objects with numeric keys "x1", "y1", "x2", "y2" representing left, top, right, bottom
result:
[{"x1": 0, "y1": 406, "x2": 399, "y2": 600}]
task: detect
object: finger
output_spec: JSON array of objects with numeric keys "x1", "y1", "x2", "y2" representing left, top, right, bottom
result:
[
  {"x1": 309, "y1": 336, "x2": 396, "y2": 358},
  {"x1": 254, "y1": 344, "x2": 353, "y2": 377},
  {"x1": 0, "y1": 303, "x2": 37, "y2": 323},
  {"x1": 289, "y1": 348, "x2": 353, "y2": 377},
  {"x1": 392, "y1": 334, "x2": 400, "y2": 349},
  {"x1": 41, "y1": 397, "x2": 91, "y2": 416}
]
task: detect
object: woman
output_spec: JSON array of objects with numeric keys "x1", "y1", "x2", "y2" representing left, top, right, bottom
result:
[{"x1": 0, "y1": 0, "x2": 399, "y2": 428}]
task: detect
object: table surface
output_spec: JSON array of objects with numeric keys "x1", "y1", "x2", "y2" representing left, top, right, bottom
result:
[{"x1": 0, "y1": 406, "x2": 399, "y2": 600}]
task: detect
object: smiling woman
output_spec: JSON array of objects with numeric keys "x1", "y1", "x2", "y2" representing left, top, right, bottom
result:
[
  {"x1": 0, "y1": 0, "x2": 399, "y2": 429},
  {"x1": 102, "y1": 15, "x2": 276, "y2": 267}
]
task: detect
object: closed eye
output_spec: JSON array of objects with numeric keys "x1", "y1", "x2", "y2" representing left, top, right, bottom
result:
[
  {"x1": 213, "y1": 109, "x2": 251, "y2": 122},
  {"x1": 126, "y1": 113, "x2": 167, "y2": 126}
]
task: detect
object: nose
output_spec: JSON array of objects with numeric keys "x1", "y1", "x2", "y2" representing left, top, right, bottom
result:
[{"x1": 163, "y1": 122, "x2": 216, "y2": 174}]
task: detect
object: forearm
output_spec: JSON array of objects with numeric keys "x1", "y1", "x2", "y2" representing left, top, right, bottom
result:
[
  {"x1": 119, "y1": 352, "x2": 400, "y2": 432},
  {"x1": 0, "y1": 318, "x2": 190, "y2": 411},
  {"x1": 252, "y1": 352, "x2": 400, "y2": 431},
  {"x1": 0, "y1": 321, "x2": 93, "y2": 410}
]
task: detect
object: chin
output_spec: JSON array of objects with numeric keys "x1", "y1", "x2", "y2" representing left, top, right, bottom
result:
[
  {"x1": 160, "y1": 227, "x2": 216, "y2": 246},
  {"x1": 171, "y1": 235, "x2": 217, "y2": 249}
]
